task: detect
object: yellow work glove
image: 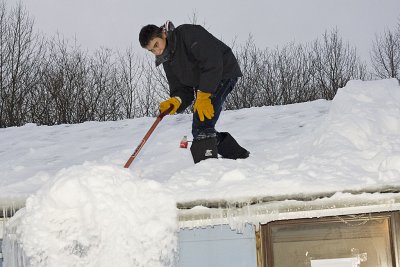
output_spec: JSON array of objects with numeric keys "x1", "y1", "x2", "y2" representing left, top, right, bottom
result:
[
  {"x1": 193, "y1": 91, "x2": 214, "y2": 122},
  {"x1": 159, "y1": 97, "x2": 181, "y2": 114}
]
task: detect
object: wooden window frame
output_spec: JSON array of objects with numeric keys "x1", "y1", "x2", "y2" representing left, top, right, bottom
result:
[{"x1": 260, "y1": 211, "x2": 400, "y2": 267}]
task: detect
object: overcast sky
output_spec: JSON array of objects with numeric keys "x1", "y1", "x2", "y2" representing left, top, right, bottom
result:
[{"x1": 8, "y1": 0, "x2": 400, "y2": 60}]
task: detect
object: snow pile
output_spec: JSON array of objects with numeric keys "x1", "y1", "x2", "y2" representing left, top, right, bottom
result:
[
  {"x1": 302, "y1": 79, "x2": 400, "y2": 186},
  {"x1": 167, "y1": 79, "x2": 400, "y2": 202},
  {"x1": 9, "y1": 163, "x2": 177, "y2": 267}
]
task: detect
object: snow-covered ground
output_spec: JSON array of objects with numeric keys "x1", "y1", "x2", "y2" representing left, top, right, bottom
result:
[{"x1": 1, "y1": 78, "x2": 400, "y2": 267}]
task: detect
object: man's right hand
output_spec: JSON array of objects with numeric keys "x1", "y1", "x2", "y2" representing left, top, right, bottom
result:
[{"x1": 159, "y1": 97, "x2": 181, "y2": 114}]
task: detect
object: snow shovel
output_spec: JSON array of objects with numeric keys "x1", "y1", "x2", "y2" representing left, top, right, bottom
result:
[{"x1": 123, "y1": 106, "x2": 173, "y2": 168}]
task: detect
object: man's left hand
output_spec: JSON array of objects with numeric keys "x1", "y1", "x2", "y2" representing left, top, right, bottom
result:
[{"x1": 194, "y1": 91, "x2": 214, "y2": 122}]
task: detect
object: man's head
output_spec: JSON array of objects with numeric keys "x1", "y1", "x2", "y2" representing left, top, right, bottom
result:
[{"x1": 139, "y1": 24, "x2": 167, "y2": 56}]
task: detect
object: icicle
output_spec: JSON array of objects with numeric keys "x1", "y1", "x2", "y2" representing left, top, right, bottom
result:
[{"x1": 2, "y1": 208, "x2": 29, "y2": 267}]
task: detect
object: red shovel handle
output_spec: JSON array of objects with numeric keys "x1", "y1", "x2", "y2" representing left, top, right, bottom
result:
[{"x1": 123, "y1": 105, "x2": 173, "y2": 168}]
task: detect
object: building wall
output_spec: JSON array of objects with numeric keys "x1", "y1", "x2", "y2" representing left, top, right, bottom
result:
[
  {"x1": 0, "y1": 218, "x2": 4, "y2": 267},
  {"x1": 177, "y1": 224, "x2": 257, "y2": 267}
]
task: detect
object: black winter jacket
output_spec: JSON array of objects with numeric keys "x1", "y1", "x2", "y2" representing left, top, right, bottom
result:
[{"x1": 158, "y1": 24, "x2": 242, "y2": 113}]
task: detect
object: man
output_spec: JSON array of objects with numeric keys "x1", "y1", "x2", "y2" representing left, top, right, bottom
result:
[{"x1": 139, "y1": 21, "x2": 249, "y2": 163}]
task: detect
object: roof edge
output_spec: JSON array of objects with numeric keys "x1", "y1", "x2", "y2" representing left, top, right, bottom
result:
[
  {"x1": 178, "y1": 191, "x2": 400, "y2": 230},
  {"x1": 176, "y1": 186, "x2": 400, "y2": 209}
]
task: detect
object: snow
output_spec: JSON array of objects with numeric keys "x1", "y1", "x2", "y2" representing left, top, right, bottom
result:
[
  {"x1": 0, "y1": 91, "x2": 331, "y2": 204},
  {"x1": 1, "y1": 78, "x2": 400, "y2": 266},
  {"x1": 4, "y1": 164, "x2": 177, "y2": 267}
]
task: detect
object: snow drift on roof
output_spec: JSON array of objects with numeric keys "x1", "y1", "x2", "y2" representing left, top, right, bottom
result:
[
  {"x1": 4, "y1": 164, "x2": 177, "y2": 267},
  {"x1": 300, "y1": 78, "x2": 400, "y2": 189}
]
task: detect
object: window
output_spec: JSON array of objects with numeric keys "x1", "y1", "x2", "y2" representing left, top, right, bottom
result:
[{"x1": 261, "y1": 212, "x2": 399, "y2": 267}]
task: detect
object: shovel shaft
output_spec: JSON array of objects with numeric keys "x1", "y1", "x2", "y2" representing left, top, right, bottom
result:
[{"x1": 123, "y1": 106, "x2": 172, "y2": 168}]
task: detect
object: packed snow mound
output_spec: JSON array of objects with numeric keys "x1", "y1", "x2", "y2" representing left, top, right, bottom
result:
[
  {"x1": 301, "y1": 78, "x2": 400, "y2": 184},
  {"x1": 315, "y1": 79, "x2": 400, "y2": 149},
  {"x1": 11, "y1": 163, "x2": 177, "y2": 267}
]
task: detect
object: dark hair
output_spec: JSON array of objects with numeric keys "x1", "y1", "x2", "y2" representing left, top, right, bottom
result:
[{"x1": 139, "y1": 24, "x2": 163, "y2": 48}]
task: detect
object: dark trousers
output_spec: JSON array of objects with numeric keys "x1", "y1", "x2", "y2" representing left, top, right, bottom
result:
[{"x1": 192, "y1": 78, "x2": 238, "y2": 140}]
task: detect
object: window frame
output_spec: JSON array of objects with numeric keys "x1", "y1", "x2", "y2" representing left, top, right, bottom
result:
[{"x1": 260, "y1": 211, "x2": 400, "y2": 267}]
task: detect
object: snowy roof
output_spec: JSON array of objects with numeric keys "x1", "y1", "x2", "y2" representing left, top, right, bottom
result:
[
  {"x1": 2, "y1": 79, "x2": 400, "y2": 267},
  {"x1": 1, "y1": 79, "x2": 400, "y2": 225}
]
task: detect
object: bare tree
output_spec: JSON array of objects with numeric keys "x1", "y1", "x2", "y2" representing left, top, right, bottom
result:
[
  {"x1": 144, "y1": 55, "x2": 169, "y2": 99},
  {"x1": 313, "y1": 29, "x2": 366, "y2": 100},
  {"x1": 271, "y1": 43, "x2": 318, "y2": 104},
  {"x1": 227, "y1": 36, "x2": 319, "y2": 109},
  {"x1": 0, "y1": 2, "x2": 44, "y2": 127},
  {"x1": 140, "y1": 55, "x2": 187, "y2": 115},
  {"x1": 116, "y1": 47, "x2": 143, "y2": 119},
  {"x1": 226, "y1": 35, "x2": 262, "y2": 109},
  {"x1": 186, "y1": 10, "x2": 207, "y2": 27},
  {"x1": 138, "y1": 63, "x2": 161, "y2": 117},
  {"x1": 0, "y1": 1, "x2": 9, "y2": 126},
  {"x1": 88, "y1": 47, "x2": 122, "y2": 121},
  {"x1": 371, "y1": 28, "x2": 400, "y2": 80},
  {"x1": 41, "y1": 36, "x2": 90, "y2": 124}
]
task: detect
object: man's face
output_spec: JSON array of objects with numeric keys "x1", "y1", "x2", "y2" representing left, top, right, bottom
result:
[{"x1": 145, "y1": 33, "x2": 167, "y2": 56}]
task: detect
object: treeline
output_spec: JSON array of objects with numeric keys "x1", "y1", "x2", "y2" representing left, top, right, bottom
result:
[{"x1": 0, "y1": 3, "x2": 399, "y2": 128}]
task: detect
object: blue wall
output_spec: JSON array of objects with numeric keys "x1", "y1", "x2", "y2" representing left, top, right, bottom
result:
[{"x1": 177, "y1": 224, "x2": 257, "y2": 267}]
